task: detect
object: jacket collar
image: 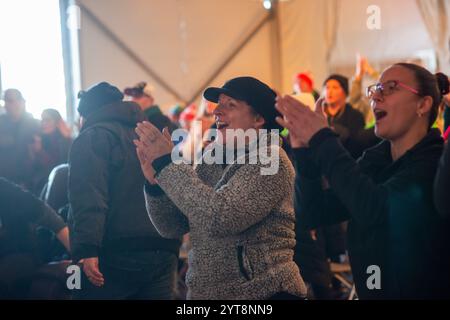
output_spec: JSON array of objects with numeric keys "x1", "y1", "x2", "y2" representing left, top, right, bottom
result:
[
  {"x1": 362, "y1": 128, "x2": 443, "y2": 167},
  {"x1": 81, "y1": 101, "x2": 146, "y2": 132}
]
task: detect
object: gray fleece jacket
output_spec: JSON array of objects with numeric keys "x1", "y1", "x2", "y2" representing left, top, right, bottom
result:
[{"x1": 144, "y1": 135, "x2": 306, "y2": 300}]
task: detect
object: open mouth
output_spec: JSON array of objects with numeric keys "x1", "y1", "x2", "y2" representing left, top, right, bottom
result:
[
  {"x1": 216, "y1": 121, "x2": 229, "y2": 130},
  {"x1": 374, "y1": 109, "x2": 388, "y2": 121}
]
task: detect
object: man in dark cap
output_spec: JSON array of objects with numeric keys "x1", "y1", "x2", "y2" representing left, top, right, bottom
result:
[
  {"x1": 68, "y1": 82, "x2": 181, "y2": 299},
  {"x1": 322, "y1": 74, "x2": 367, "y2": 159}
]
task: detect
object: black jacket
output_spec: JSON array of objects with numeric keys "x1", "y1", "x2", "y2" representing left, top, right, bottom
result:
[
  {"x1": 434, "y1": 142, "x2": 450, "y2": 219},
  {"x1": 284, "y1": 142, "x2": 332, "y2": 291},
  {"x1": 328, "y1": 103, "x2": 378, "y2": 159},
  {"x1": 68, "y1": 101, "x2": 180, "y2": 262},
  {"x1": 293, "y1": 228, "x2": 332, "y2": 289},
  {"x1": 144, "y1": 105, "x2": 178, "y2": 133},
  {"x1": 294, "y1": 128, "x2": 450, "y2": 299}
]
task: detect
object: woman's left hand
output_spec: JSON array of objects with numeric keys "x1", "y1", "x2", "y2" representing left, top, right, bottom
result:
[
  {"x1": 135, "y1": 122, "x2": 174, "y2": 164},
  {"x1": 275, "y1": 95, "x2": 328, "y2": 147}
]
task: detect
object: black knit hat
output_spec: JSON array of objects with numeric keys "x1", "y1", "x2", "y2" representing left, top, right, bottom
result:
[
  {"x1": 323, "y1": 74, "x2": 349, "y2": 96},
  {"x1": 77, "y1": 82, "x2": 124, "y2": 117},
  {"x1": 203, "y1": 76, "x2": 282, "y2": 130}
]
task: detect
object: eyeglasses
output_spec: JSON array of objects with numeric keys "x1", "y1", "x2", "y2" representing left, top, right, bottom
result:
[{"x1": 366, "y1": 80, "x2": 420, "y2": 99}]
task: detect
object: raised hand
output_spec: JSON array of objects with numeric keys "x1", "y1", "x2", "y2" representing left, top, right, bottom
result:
[{"x1": 275, "y1": 95, "x2": 328, "y2": 148}]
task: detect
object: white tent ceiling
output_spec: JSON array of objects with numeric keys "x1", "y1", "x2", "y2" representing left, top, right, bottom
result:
[{"x1": 77, "y1": 0, "x2": 441, "y2": 111}]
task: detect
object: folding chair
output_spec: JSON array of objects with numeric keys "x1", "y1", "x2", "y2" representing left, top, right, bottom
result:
[{"x1": 330, "y1": 261, "x2": 357, "y2": 300}]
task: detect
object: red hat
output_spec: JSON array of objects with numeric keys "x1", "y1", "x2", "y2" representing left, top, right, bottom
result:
[
  {"x1": 295, "y1": 73, "x2": 314, "y2": 89},
  {"x1": 179, "y1": 103, "x2": 197, "y2": 122}
]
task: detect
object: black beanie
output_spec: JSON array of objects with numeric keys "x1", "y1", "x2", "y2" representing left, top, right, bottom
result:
[
  {"x1": 323, "y1": 74, "x2": 349, "y2": 96},
  {"x1": 77, "y1": 82, "x2": 124, "y2": 117}
]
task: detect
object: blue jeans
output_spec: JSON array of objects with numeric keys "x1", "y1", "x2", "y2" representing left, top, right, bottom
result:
[{"x1": 73, "y1": 251, "x2": 178, "y2": 300}]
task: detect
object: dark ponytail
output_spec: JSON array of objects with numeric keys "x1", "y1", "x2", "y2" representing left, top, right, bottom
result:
[
  {"x1": 436, "y1": 72, "x2": 450, "y2": 97},
  {"x1": 395, "y1": 63, "x2": 449, "y2": 128}
]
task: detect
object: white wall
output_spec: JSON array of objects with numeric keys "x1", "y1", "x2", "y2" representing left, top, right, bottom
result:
[{"x1": 329, "y1": 0, "x2": 433, "y2": 74}]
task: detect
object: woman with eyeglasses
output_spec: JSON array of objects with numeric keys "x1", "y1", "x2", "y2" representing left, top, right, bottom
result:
[{"x1": 275, "y1": 63, "x2": 450, "y2": 299}]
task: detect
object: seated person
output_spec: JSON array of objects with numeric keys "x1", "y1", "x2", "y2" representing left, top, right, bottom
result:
[{"x1": 0, "y1": 177, "x2": 69, "y2": 298}]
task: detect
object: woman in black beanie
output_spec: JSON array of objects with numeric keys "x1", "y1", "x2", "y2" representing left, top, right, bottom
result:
[{"x1": 135, "y1": 77, "x2": 307, "y2": 300}]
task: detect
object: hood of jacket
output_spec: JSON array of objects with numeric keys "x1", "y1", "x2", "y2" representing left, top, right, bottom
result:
[{"x1": 81, "y1": 101, "x2": 146, "y2": 131}]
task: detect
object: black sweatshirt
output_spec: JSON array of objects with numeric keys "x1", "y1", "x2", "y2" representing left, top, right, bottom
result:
[
  {"x1": 327, "y1": 103, "x2": 377, "y2": 159},
  {"x1": 0, "y1": 177, "x2": 66, "y2": 257},
  {"x1": 293, "y1": 128, "x2": 450, "y2": 299}
]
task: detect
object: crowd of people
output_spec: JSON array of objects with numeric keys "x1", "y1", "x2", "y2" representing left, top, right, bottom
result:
[{"x1": 1, "y1": 55, "x2": 450, "y2": 300}]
